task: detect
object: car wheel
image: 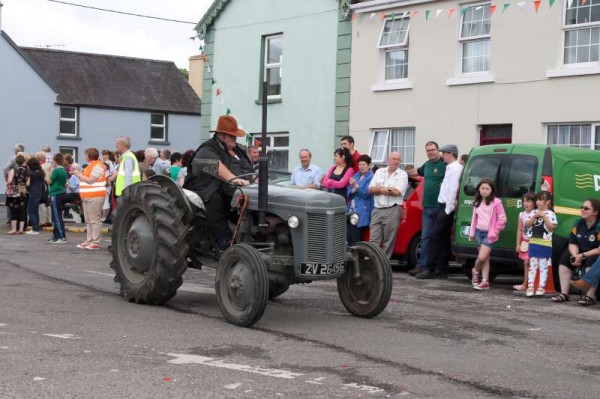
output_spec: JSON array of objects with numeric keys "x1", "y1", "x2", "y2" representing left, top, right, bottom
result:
[{"x1": 407, "y1": 234, "x2": 421, "y2": 269}]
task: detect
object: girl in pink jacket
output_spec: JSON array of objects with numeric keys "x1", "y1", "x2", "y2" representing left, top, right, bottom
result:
[{"x1": 469, "y1": 178, "x2": 507, "y2": 291}]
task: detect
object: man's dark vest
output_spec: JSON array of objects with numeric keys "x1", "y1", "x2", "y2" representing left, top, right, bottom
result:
[{"x1": 183, "y1": 136, "x2": 252, "y2": 202}]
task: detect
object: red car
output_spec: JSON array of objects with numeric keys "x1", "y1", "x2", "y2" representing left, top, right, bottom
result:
[{"x1": 363, "y1": 176, "x2": 424, "y2": 267}]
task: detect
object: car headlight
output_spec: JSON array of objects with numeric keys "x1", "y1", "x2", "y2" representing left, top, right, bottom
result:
[
  {"x1": 288, "y1": 215, "x2": 300, "y2": 229},
  {"x1": 349, "y1": 212, "x2": 359, "y2": 226}
]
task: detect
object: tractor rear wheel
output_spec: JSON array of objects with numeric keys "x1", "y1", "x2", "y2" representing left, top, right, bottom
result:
[
  {"x1": 337, "y1": 241, "x2": 392, "y2": 318},
  {"x1": 216, "y1": 244, "x2": 269, "y2": 327},
  {"x1": 111, "y1": 181, "x2": 191, "y2": 304}
]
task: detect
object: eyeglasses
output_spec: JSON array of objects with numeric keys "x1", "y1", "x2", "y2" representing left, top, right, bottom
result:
[{"x1": 581, "y1": 206, "x2": 591, "y2": 211}]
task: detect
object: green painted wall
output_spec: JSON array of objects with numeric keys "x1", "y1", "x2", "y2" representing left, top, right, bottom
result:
[{"x1": 204, "y1": 0, "x2": 343, "y2": 171}]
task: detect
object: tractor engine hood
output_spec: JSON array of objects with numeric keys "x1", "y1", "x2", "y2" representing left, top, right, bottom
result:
[{"x1": 233, "y1": 185, "x2": 347, "y2": 213}]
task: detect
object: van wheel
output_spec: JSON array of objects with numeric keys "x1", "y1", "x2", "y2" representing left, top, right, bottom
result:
[
  {"x1": 407, "y1": 235, "x2": 421, "y2": 269},
  {"x1": 462, "y1": 262, "x2": 498, "y2": 282}
]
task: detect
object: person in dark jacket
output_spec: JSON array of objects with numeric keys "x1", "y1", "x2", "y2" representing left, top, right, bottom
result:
[
  {"x1": 26, "y1": 157, "x2": 46, "y2": 234},
  {"x1": 183, "y1": 115, "x2": 253, "y2": 249}
]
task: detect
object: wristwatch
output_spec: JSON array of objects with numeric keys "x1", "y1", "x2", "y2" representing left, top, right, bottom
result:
[{"x1": 582, "y1": 253, "x2": 587, "y2": 260}]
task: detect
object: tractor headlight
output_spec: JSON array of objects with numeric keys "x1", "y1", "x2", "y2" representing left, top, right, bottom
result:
[
  {"x1": 349, "y1": 212, "x2": 360, "y2": 226},
  {"x1": 287, "y1": 215, "x2": 300, "y2": 229}
]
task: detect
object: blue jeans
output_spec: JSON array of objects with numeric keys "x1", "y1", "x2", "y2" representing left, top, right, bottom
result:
[
  {"x1": 583, "y1": 257, "x2": 600, "y2": 287},
  {"x1": 418, "y1": 207, "x2": 438, "y2": 268},
  {"x1": 27, "y1": 195, "x2": 42, "y2": 232},
  {"x1": 51, "y1": 194, "x2": 66, "y2": 239}
]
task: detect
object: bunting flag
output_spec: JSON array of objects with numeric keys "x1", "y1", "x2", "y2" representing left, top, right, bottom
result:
[
  {"x1": 517, "y1": 1, "x2": 526, "y2": 11},
  {"x1": 448, "y1": 8, "x2": 455, "y2": 18},
  {"x1": 533, "y1": 0, "x2": 541, "y2": 13},
  {"x1": 461, "y1": 6, "x2": 468, "y2": 15},
  {"x1": 549, "y1": 0, "x2": 556, "y2": 8},
  {"x1": 568, "y1": 0, "x2": 574, "y2": 7},
  {"x1": 216, "y1": 88, "x2": 221, "y2": 96},
  {"x1": 436, "y1": 9, "x2": 443, "y2": 18},
  {"x1": 370, "y1": 12, "x2": 376, "y2": 20},
  {"x1": 425, "y1": 10, "x2": 430, "y2": 20},
  {"x1": 351, "y1": 12, "x2": 358, "y2": 20},
  {"x1": 413, "y1": 10, "x2": 418, "y2": 18},
  {"x1": 202, "y1": 54, "x2": 207, "y2": 62},
  {"x1": 582, "y1": 0, "x2": 588, "y2": 5},
  {"x1": 380, "y1": 11, "x2": 385, "y2": 20},
  {"x1": 490, "y1": 5, "x2": 497, "y2": 16},
  {"x1": 211, "y1": 77, "x2": 216, "y2": 85},
  {"x1": 502, "y1": 3, "x2": 511, "y2": 13},
  {"x1": 226, "y1": 108, "x2": 231, "y2": 116},
  {"x1": 391, "y1": 11, "x2": 396, "y2": 20}
]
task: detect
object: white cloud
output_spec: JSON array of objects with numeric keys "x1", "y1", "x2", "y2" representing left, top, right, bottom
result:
[{"x1": 1, "y1": 0, "x2": 213, "y2": 68}]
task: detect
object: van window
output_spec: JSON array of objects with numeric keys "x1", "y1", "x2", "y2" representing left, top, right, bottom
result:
[
  {"x1": 463, "y1": 155, "x2": 502, "y2": 196},
  {"x1": 502, "y1": 156, "x2": 537, "y2": 198}
]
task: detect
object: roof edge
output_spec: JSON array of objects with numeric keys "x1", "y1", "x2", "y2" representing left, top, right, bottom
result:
[
  {"x1": 20, "y1": 46, "x2": 176, "y2": 65},
  {"x1": 1, "y1": 30, "x2": 58, "y2": 94},
  {"x1": 195, "y1": 0, "x2": 232, "y2": 39}
]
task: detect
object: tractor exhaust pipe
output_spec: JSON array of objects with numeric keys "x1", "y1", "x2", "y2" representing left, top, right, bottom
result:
[{"x1": 258, "y1": 79, "x2": 269, "y2": 227}]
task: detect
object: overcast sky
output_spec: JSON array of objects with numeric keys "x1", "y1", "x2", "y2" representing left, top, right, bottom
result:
[{"x1": 1, "y1": 0, "x2": 214, "y2": 68}]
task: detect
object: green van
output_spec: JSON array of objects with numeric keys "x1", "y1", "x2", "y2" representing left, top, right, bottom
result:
[{"x1": 452, "y1": 144, "x2": 600, "y2": 284}]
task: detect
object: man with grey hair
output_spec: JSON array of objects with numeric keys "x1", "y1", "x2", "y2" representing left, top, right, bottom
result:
[
  {"x1": 368, "y1": 152, "x2": 408, "y2": 259},
  {"x1": 153, "y1": 148, "x2": 171, "y2": 175},
  {"x1": 3, "y1": 143, "x2": 25, "y2": 180},
  {"x1": 114, "y1": 136, "x2": 140, "y2": 197},
  {"x1": 41, "y1": 145, "x2": 53, "y2": 166},
  {"x1": 290, "y1": 149, "x2": 321, "y2": 189},
  {"x1": 144, "y1": 147, "x2": 159, "y2": 173}
]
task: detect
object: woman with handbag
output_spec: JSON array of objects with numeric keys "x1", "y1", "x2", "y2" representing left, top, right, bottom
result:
[
  {"x1": 25, "y1": 157, "x2": 46, "y2": 235},
  {"x1": 6, "y1": 154, "x2": 29, "y2": 235}
]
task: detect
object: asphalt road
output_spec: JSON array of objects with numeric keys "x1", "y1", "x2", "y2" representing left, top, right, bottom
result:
[{"x1": 1, "y1": 216, "x2": 600, "y2": 398}]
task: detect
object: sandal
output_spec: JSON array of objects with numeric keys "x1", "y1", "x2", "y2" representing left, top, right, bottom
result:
[
  {"x1": 526, "y1": 287, "x2": 535, "y2": 297},
  {"x1": 551, "y1": 293, "x2": 569, "y2": 303},
  {"x1": 513, "y1": 284, "x2": 526, "y2": 291},
  {"x1": 577, "y1": 295, "x2": 596, "y2": 306}
]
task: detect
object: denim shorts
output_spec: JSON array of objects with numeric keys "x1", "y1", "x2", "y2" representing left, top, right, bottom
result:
[{"x1": 475, "y1": 229, "x2": 494, "y2": 248}]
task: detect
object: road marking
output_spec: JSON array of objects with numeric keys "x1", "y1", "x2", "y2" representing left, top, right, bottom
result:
[
  {"x1": 224, "y1": 382, "x2": 242, "y2": 390},
  {"x1": 343, "y1": 383, "x2": 385, "y2": 394},
  {"x1": 166, "y1": 353, "x2": 303, "y2": 380},
  {"x1": 0, "y1": 323, "x2": 7, "y2": 326},
  {"x1": 84, "y1": 270, "x2": 114, "y2": 277},
  {"x1": 43, "y1": 333, "x2": 80, "y2": 339},
  {"x1": 33, "y1": 377, "x2": 45, "y2": 381}
]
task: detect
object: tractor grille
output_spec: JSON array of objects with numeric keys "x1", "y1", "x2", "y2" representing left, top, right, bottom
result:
[{"x1": 307, "y1": 212, "x2": 346, "y2": 264}]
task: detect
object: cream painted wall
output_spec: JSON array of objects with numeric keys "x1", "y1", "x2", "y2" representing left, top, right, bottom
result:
[{"x1": 350, "y1": 0, "x2": 599, "y2": 166}]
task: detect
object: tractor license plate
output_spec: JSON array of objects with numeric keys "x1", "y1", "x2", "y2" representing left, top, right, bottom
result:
[{"x1": 300, "y1": 262, "x2": 346, "y2": 275}]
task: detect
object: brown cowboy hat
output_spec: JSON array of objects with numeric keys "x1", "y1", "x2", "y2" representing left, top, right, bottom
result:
[{"x1": 210, "y1": 115, "x2": 246, "y2": 138}]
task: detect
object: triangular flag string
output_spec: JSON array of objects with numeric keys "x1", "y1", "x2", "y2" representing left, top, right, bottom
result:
[
  {"x1": 502, "y1": 3, "x2": 511, "y2": 13},
  {"x1": 448, "y1": 8, "x2": 456, "y2": 18},
  {"x1": 549, "y1": 0, "x2": 556, "y2": 8},
  {"x1": 490, "y1": 4, "x2": 497, "y2": 16},
  {"x1": 533, "y1": 0, "x2": 541, "y2": 13}
]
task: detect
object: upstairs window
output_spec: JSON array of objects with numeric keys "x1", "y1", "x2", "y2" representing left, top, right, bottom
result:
[
  {"x1": 150, "y1": 113, "x2": 167, "y2": 142},
  {"x1": 59, "y1": 106, "x2": 78, "y2": 136},
  {"x1": 547, "y1": 123, "x2": 600, "y2": 149},
  {"x1": 378, "y1": 16, "x2": 410, "y2": 80},
  {"x1": 264, "y1": 34, "x2": 283, "y2": 99},
  {"x1": 564, "y1": 0, "x2": 600, "y2": 64},
  {"x1": 369, "y1": 128, "x2": 415, "y2": 167},
  {"x1": 459, "y1": 3, "x2": 491, "y2": 73}
]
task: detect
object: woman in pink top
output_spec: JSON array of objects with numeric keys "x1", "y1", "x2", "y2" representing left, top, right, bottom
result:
[
  {"x1": 468, "y1": 178, "x2": 507, "y2": 291},
  {"x1": 321, "y1": 148, "x2": 354, "y2": 200}
]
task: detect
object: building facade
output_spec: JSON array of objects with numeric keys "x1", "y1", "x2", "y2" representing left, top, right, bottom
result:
[
  {"x1": 350, "y1": 0, "x2": 600, "y2": 166},
  {"x1": 196, "y1": 0, "x2": 354, "y2": 171},
  {"x1": 0, "y1": 30, "x2": 201, "y2": 192}
]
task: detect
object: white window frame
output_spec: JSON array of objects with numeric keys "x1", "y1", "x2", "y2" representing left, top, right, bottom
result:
[
  {"x1": 264, "y1": 34, "x2": 283, "y2": 100},
  {"x1": 150, "y1": 113, "x2": 167, "y2": 142},
  {"x1": 546, "y1": 123, "x2": 600, "y2": 150},
  {"x1": 369, "y1": 128, "x2": 415, "y2": 167},
  {"x1": 372, "y1": 15, "x2": 412, "y2": 91},
  {"x1": 59, "y1": 146, "x2": 78, "y2": 163},
  {"x1": 59, "y1": 106, "x2": 78, "y2": 136},
  {"x1": 562, "y1": 0, "x2": 600, "y2": 66},
  {"x1": 250, "y1": 132, "x2": 290, "y2": 170},
  {"x1": 458, "y1": 2, "x2": 492, "y2": 75}
]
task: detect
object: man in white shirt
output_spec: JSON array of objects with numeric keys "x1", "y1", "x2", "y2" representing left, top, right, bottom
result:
[
  {"x1": 368, "y1": 152, "x2": 409, "y2": 259},
  {"x1": 416, "y1": 144, "x2": 464, "y2": 279},
  {"x1": 290, "y1": 149, "x2": 322, "y2": 189}
]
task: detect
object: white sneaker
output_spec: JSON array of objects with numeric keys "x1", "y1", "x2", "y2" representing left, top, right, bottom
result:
[{"x1": 25, "y1": 230, "x2": 40, "y2": 235}]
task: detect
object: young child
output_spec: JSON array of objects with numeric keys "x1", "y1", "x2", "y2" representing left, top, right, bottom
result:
[
  {"x1": 513, "y1": 193, "x2": 536, "y2": 291},
  {"x1": 524, "y1": 191, "x2": 558, "y2": 297},
  {"x1": 469, "y1": 178, "x2": 507, "y2": 290}
]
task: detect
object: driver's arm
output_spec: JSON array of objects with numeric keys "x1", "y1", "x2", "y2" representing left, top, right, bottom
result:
[{"x1": 217, "y1": 162, "x2": 249, "y2": 186}]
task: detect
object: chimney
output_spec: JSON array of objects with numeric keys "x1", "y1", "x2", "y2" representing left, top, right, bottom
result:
[{"x1": 188, "y1": 54, "x2": 204, "y2": 99}]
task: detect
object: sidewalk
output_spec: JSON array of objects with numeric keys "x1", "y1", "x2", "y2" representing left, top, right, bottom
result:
[{"x1": 0, "y1": 205, "x2": 110, "y2": 235}]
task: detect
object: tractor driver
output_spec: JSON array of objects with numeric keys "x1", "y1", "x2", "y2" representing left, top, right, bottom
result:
[{"x1": 183, "y1": 115, "x2": 253, "y2": 250}]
